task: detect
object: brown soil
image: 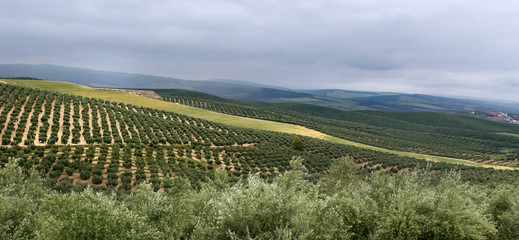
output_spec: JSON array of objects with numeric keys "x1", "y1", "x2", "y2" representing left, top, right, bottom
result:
[
  {"x1": 95, "y1": 88, "x2": 163, "y2": 101},
  {"x1": 112, "y1": 110, "x2": 125, "y2": 144}
]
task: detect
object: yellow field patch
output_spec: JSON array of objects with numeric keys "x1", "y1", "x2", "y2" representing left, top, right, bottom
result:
[{"x1": 497, "y1": 132, "x2": 519, "y2": 138}]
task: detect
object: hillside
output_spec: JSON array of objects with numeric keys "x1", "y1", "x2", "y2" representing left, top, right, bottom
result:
[
  {"x1": 155, "y1": 88, "x2": 519, "y2": 166},
  {"x1": 0, "y1": 64, "x2": 313, "y2": 101},
  {"x1": 303, "y1": 89, "x2": 519, "y2": 113},
  {"x1": 2, "y1": 79, "x2": 519, "y2": 194},
  {"x1": 2, "y1": 79, "x2": 519, "y2": 239},
  {"x1": 7, "y1": 79, "x2": 519, "y2": 169}
]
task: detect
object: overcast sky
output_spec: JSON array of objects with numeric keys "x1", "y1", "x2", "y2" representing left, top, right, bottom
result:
[{"x1": 2, "y1": 0, "x2": 519, "y2": 101}]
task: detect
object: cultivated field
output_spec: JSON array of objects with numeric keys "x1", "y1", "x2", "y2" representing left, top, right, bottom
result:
[{"x1": 4, "y1": 79, "x2": 517, "y2": 170}]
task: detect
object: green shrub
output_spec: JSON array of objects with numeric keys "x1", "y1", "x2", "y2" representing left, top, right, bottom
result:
[{"x1": 92, "y1": 175, "x2": 103, "y2": 185}]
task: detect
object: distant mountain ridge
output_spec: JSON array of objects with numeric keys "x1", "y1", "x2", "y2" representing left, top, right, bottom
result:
[
  {"x1": 304, "y1": 89, "x2": 519, "y2": 114},
  {"x1": 1, "y1": 63, "x2": 519, "y2": 113}
]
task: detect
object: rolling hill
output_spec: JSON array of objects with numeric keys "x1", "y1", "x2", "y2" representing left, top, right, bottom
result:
[
  {"x1": 2, "y1": 78, "x2": 519, "y2": 239},
  {"x1": 304, "y1": 89, "x2": 519, "y2": 113},
  {"x1": 5, "y1": 79, "x2": 519, "y2": 169},
  {"x1": 2, "y1": 64, "x2": 519, "y2": 113},
  {"x1": 154, "y1": 88, "x2": 519, "y2": 166},
  {"x1": 0, "y1": 78, "x2": 518, "y2": 192},
  {"x1": 0, "y1": 64, "x2": 313, "y2": 101}
]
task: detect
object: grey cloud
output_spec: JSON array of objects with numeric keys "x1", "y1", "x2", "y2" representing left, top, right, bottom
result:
[{"x1": 2, "y1": 0, "x2": 519, "y2": 100}]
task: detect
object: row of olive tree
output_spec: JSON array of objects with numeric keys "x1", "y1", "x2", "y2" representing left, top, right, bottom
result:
[{"x1": 158, "y1": 90, "x2": 519, "y2": 160}]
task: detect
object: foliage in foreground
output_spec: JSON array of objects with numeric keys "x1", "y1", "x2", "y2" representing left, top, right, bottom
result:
[{"x1": 1, "y1": 157, "x2": 518, "y2": 240}]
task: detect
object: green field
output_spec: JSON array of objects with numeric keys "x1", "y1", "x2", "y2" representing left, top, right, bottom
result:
[
  {"x1": 498, "y1": 132, "x2": 519, "y2": 138},
  {"x1": 7, "y1": 79, "x2": 516, "y2": 170}
]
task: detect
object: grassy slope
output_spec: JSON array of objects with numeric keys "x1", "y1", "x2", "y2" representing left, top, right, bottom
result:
[
  {"x1": 498, "y1": 132, "x2": 519, "y2": 138},
  {"x1": 8, "y1": 79, "x2": 515, "y2": 170}
]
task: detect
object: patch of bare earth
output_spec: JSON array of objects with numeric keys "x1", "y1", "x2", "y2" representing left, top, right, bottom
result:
[
  {"x1": 480, "y1": 159, "x2": 496, "y2": 164},
  {"x1": 95, "y1": 88, "x2": 164, "y2": 101},
  {"x1": 114, "y1": 110, "x2": 128, "y2": 143}
]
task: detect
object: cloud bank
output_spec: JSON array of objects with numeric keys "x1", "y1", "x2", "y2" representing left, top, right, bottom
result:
[{"x1": 2, "y1": 0, "x2": 519, "y2": 100}]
